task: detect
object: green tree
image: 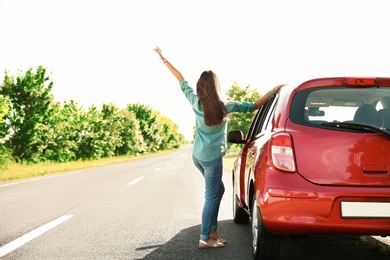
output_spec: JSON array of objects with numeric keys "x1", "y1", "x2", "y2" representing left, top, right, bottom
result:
[
  {"x1": 0, "y1": 66, "x2": 54, "y2": 162},
  {"x1": 158, "y1": 115, "x2": 185, "y2": 150},
  {"x1": 0, "y1": 94, "x2": 10, "y2": 165},
  {"x1": 127, "y1": 103, "x2": 162, "y2": 152},
  {"x1": 34, "y1": 100, "x2": 82, "y2": 162},
  {"x1": 0, "y1": 94, "x2": 10, "y2": 140},
  {"x1": 76, "y1": 105, "x2": 105, "y2": 160},
  {"x1": 31, "y1": 101, "x2": 63, "y2": 162},
  {"x1": 115, "y1": 109, "x2": 146, "y2": 156},
  {"x1": 1, "y1": 66, "x2": 186, "y2": 163},
  {"x1": 226, "y1": 82, "x2": 261, "y2": 138},
  {"x1": 99, "y1": 103, "x2": 125, "y2": 158},
  {"x1": 0, "y1": 94, "x2": 9, "y2": 120},
  {"x1": 54, "y1": 100, "x2": 83, "y2": 162}
]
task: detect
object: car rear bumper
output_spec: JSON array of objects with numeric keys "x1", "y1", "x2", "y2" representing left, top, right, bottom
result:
[{"x1": 257, "y1": 172, "x2": 390, "y2": 236}]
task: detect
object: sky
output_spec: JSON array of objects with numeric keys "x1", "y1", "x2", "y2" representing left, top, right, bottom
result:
[{"x1": 1, "y1": 0, "x2": 390, "y2": 140}]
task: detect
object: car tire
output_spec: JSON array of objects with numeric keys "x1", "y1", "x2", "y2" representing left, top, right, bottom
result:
[
  {"x1": 233, "y1": 193, "x2": 250, "y2": 224},
  {"x1": 251, "y1": 196, "x2": 281, "y2": 260}
]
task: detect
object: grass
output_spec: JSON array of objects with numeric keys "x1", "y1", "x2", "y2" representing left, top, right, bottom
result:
[
  {"x1": 0, "y1": 149, "x2": 176, "y2": 183},
  {"x1": 223, "y1": 145, "x2": 242, "y2": 172}
]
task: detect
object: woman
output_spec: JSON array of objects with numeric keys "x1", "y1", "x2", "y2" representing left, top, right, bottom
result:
[{"x1": 154, "y1": 47, "x2": 284, "y2": 249}]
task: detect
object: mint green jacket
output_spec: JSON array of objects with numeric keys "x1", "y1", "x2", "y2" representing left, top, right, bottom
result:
[{"x1": 180, "y1": 80, "x2": 255, "y2": 161}]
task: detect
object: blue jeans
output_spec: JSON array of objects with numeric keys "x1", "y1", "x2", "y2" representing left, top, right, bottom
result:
[{"x1": 192, "y1": 155, "x2": 225, "y2": 240}]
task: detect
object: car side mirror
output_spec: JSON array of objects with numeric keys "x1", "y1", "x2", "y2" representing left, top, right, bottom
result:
[{"x1": 228, "y1": 130, "x2": 246, "y2": 144}]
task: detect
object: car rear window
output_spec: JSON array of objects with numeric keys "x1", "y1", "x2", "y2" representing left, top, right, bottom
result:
[{"x1": 290, "y1": 87, "x2": 390, "y2": 130}]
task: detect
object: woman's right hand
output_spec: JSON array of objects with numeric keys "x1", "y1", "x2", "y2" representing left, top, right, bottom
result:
[{"x1": 154, "y1": 46, "x2": 162, "y2": 54}]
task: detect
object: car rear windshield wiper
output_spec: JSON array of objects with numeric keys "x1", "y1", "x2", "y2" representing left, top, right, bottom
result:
[{"x1": 322, "y1": 122, "x2": 390, "y2": 140}]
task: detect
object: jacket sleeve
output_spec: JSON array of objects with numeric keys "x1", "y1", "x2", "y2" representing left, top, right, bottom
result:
[
  {"x1": 226, "y1": 100, "x2": 255, "y2": 113},
  {"x1": 180, "y1": 80, "x2": 198, "y2": 106}
]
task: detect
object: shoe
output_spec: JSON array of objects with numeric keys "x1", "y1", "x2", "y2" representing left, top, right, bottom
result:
[
  {"x1": 198, "y1": 239, "x2": 225, "y2": 249},
  {"x1": 210, "y1": 234, "x2": 226, "y2": 244}
]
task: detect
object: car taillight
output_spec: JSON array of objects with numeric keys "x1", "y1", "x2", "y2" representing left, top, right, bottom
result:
[
  {"x1": 270, "y1": 133, "x2": 296, "y2": 172},
  {"x1": 344, "y1": 77, "x2": 377, "y2": 86}
]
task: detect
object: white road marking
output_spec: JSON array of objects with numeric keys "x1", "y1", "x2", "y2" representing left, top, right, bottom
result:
[
  {"x1": 155, "y1": 168, "x2": 162, "y2": 171},
  {"x1": 128, "y1": 176, "x2": 144, "y2": 186},
  {"x1": 0, "y1": 214, "x2": 74, "y2": 257},
  {"x1": 0, "y1": 171, "x2": 79, "y2": 188}
]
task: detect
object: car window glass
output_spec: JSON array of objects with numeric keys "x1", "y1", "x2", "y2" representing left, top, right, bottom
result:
[
  {"x1": 376, "y1": 101, "x2": 384, "y2": 110},
  {"x1": 253, "y1": 95, "x2": 277, "y2": 136},
  {"x1": 245, "y1": 106, "x2": 263, "y2": 140},
  {"x1": 290, "y1": 87, "x2": 390, "y2": 129},
  {"x1": 263, "y1": 102, "x2": 276, "y2": 132}
]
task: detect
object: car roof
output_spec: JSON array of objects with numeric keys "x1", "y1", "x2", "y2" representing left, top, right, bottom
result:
[{"x1": 294, "y1": 77, "x2": 390, "y2": 91}]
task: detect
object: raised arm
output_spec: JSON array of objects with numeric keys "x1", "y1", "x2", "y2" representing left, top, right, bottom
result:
[
  {"x1": 254, "y1": 84, "x2": 286, "y2": 110},
  {"x1": 154, "y1": 47, "x2": 184, "y2": 82}
]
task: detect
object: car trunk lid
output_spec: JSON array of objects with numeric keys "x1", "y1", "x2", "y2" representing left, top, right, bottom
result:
[{"x1": 288, "y1": 122, "x2": 390, "y2": 187}]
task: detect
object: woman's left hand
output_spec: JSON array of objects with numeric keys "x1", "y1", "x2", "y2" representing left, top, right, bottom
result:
[{"x1": 274, "y1": 84, "x2": 286, "y2": 92}]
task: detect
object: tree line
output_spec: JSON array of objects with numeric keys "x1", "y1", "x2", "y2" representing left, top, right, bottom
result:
[
  {"x1": 0, "y1": 66, "x2": 185, "y2": 164},
  {"x1": 0, "y1": 65, "x2": 261, "y2": 165}
]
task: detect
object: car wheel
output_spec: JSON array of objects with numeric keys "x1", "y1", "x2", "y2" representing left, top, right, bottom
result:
[
  {"x1": 233, "y1": 193, "x2": 250, "y2": 224},
  {"x1": 251, "y1": 196, "x2": 281, "y2": 260}
]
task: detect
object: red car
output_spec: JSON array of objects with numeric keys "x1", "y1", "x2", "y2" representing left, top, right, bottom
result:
[{"x1": 228, "y1": 77, "x2": 390, "y2": 259}]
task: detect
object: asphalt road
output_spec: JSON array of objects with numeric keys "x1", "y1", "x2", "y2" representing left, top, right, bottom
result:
[{"x1": 0, "y1": 144, "x2": 389, "y2": 259}]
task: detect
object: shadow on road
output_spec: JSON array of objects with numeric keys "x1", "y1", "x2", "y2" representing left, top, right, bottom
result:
[
  {"x1": 139, "y1": 220, "x2": 390, "y2": 260},
  {"x1": 279, "y1": 234, "x2": 390, "y2": 260},
  {"x1": 139, "y1": 220, "x2": 252, "y2": 260}
]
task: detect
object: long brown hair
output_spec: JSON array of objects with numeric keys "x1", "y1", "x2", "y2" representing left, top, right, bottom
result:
[{"x1": 196, "y1": 70, "x2": 227, "y2": 126}]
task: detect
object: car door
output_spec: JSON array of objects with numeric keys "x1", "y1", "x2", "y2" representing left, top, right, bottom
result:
[
  {"x1": 234, "y1": 110, "x2": 262, "y2": 211},
  {"x1": 241, "y1": 96, "x2": 278, "y2": 208}
]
